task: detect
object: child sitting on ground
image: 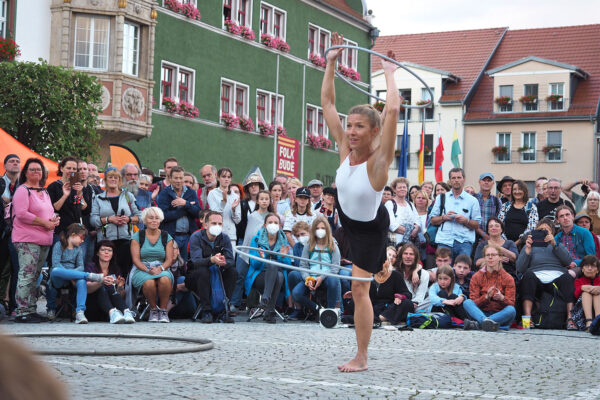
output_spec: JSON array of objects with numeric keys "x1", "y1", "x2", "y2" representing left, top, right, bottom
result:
[
  {"x1": 572, "y1": 255, "x2": 600, "y2": 331},
  {"x1": 428, "y1": 265, "x2": 470, "y2": 321},
  {"x1": 453, "y1": 254, "x2": 474, "y2": 299},
  {"x1": 426, "y1": 247, "x2": 452, "y2": 283}
]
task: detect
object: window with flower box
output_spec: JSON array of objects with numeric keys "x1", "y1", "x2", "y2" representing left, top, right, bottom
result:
[
  {"x1": 256, "y1": 90, "x2": 283, "y2": 126},
  {"x1": 521, "y1": 132, "x2": 536, "y2": 162},
  {"x1": 308, "y1": 24, "x2": 330, "y2": 58},
  {"x1": 548, "y1": 83, "x2": 564, "y2": 111},
  {"x1": 223, "y1": 0, "x2": 252, "y2": 28},
  {"x1": 74, "y1": 15, "x2": 110, "y2": 71},
  {"x1": 221, "y1": 78, "x2": 248, "y2": 117},
  {"x1": 306, "y1": 104, "x2": 328, "y2": 139},
  {"x1": 0, "y1": 0, "x2": 7, "y2": 38},
  {"x1": 498, "y1": 85, "x2": 513, "y2": 112},
  {"x1": 122, "y1": 21, "x2": 139, "y2": 76},
  {"x1": 523, "y1": 84, "x2": 538, "y2": 112},
  {"x1": 160, "y1": 61, "x2": 195, "y2": 106},
  {"x1": 546, "y1": 131, "x2": 562, "y2": 162},
  {"x1": 496, "y1": 132, "x2": 511, "y2": 163},
  {"x1": 259, "y1": 2, "x2": 286, "y2": 40},
  {"x1": 335, "y1": 38, "x2": 357, "y2": 69}
]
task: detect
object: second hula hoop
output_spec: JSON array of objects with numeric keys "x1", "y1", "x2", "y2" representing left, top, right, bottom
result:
[{"x1": 324, "y1": 44, "x2": 434, "y2": 108}]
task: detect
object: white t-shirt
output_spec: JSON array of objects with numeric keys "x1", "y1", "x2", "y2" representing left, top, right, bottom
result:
[{"x1": 385, "y1": 199, "x2": 419, "y2": 244}]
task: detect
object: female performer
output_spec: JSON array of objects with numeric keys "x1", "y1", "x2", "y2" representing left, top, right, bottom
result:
[{"x1": 322, "y1": 32, "x2": 400, "y2": 372}]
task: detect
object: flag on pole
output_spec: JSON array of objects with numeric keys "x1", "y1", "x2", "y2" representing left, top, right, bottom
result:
[
  {"x1": 397, "y1": 118, "x2": 409, "y2": 177},
  {"x1": 451, "y1": 128, "x2": 461, "y2": 167},
  {"x1": 417, "y1": 119, "x2": 425, "y2": 184},
  {"x1": 434, "y1": 121, "x2": 444, "y2": 182}
]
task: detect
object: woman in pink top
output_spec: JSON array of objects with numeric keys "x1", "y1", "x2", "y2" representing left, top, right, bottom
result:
[{"x1": 12, "y1": 158, "x2": 59, "y2": 323}]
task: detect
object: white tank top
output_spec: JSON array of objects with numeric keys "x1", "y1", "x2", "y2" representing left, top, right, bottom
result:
[{"x1": 335, "y1": 155, "x2": 382, "y2": 222}]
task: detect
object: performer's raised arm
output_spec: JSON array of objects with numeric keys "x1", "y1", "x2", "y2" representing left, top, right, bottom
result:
[{"x1": 321, "y1": 32, "x2": 346, "y2": 157}]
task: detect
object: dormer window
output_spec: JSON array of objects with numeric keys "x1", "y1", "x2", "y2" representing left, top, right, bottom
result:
[
  {"x1": 498, "y1": 85, "x2": 513, "y2": 112},
  {"x1": 522, "y1": 84, "x2": 538, "y2": 112},
  {"x1": 548, "y1": 83, "x2": 564, "y2": 111}
]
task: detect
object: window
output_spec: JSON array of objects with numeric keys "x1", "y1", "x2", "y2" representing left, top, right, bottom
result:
[
  {"x1": 306, "y1": 104, "x2": 328, "y2": 138},
  {"x1": 74, "y1": 15, "x2": 110, "y2": 71},
  {"x1": 399, "y1": 89, "x2": 411, "y2": 121},
  {"x1": 307, "y1": 24, "x2": 330, "y2": 58},
  {"x1": 0, "y1": 0, "x2": 7, "y2": 38},
  {"x1": 549, "y1": 83, "x2": 564, "y2": 111},
  {"x1": 521, "y1": 132, "x2": 536, "y2": 162},
  {"x1": 523, "y1": 84, "x2": 538, "y2": 111},
  {"x1": 546, "y1": 131, "x2": 563, "y2": 162},
  {"x1": 223, "y1": 0, "x2": 252, "y2": 27},
  {"x1": 424, "y1": 134, "x2": 433, "y2": 167},
  {"x1": 260, "y1": 3, "x2": 286, "y2": 39},
  {"x1": 256, "y1": 90, "x2": 284, "y2": 126},
  {"x1": 223, "y1": 0, "x2": 232, "y2": 20},
  {"x1": 498, "y1": 85, "x2": 513, "y2": 112},
  {"x1": 496, "y1": 132, "x2": 511, "y2": 163},
  {"x1": 421, "y1": 88, "x2": 434, "y2": 120},
  {"x1": 160, "y1": 62, "x2": 195, "y2": 105},
  {"x1": 337, "y1": 38, "x2": 357, "y2": 69},
  {"x1": 221, "y1": 78, "x2": 248, "y2": 117},
  {"x1": 122, "y1": 22, "x2": 139, "y2": 76},
  {"x1": 181, "y1": 0, "x2": 197, "y2": 4}
]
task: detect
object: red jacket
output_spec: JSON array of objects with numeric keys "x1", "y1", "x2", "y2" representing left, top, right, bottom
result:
[
  {"x1": 469, "y1": 267, "x2": 516, "y2": 313},
  {"x1": 574, "y1": 275, "x2": 600, "y2": 299}
]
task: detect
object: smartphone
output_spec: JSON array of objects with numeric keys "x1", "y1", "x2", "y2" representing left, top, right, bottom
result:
[
  {"x1": 531, "y1": 229, "x2": 547, "y2": 247},
  {"x1": 120, "y1": 210, "x2": 125, "y2": 217},
  {"x1": 69, "y1": 171, "x2": 80, "y2": 186}
]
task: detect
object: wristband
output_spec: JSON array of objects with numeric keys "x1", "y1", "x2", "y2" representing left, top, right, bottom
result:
[{"x1": 161, "y1": 266, "x2": 165, "y2": 271}]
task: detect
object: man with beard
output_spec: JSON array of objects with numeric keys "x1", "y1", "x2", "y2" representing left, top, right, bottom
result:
[
  {"x1": 199, "y1": 164, "x2": 217, "y2": 210},
  {"x1": 121, "y1": 163, "x2": 151, "y2": 229}
]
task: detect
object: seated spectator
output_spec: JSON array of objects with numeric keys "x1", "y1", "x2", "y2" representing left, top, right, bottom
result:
[
  {"x1": 516, "y1": 219, "x2": 574, "y2": 329},
  {"x1": 571, "y1": 255, "x2": 600, "y2": 331},
  {"x1": 333, "y1": 226, "x2": 354, "y2": 294},
  {"x1": 395, "y1": 243, "x2": 429, "y2": 312},
  {"x1": 425, "y1": 247, "x2": 452, "y2": 283},
  {"x1": 286, "y1": 221, "x2": 311, "y2": 320},
  {"x1": 474, "y1": 217, "x2": 518, "y2": 279},
  {"x1": 246, "y1": 213, "x2": 291, "y2": 323},
  {"x1": 46, "y1": 223, "x2": 103, "y2": 324},
  {"x1": 463, "y1": 244, "x2": 516, "y2": 331},
  {"x1": 130, "y1": 207, "x2": 174, "y2": 323},
  {"x1": 555, "y1": 205, "x2": 595, "y2": 274},
  {"x1": 283, "y1": 187, "x2": 315, "y2": 246},
  {"x1": 85, "y1": 240, "x2": 135, "y2": 324},
  {"x1": 292, "y1": 217, "x2": 342, "y2": 314},
  {"x1": 207, "y1": 168, "x2": 241, "y2": 246},
  {"x1": 166, "y1": 241, "x2": 197, "y2": 319},
  {"x1": 578, "y1": 191, "x2": 600, "y2": 235},
  {"x1": 371, "y1": 256, "x2": 414, "y2": 325},
  {"x1": 428, "y1": 265, "x2": 470, "y2": 321},
  {"x1": 453, "y1": 254, "x2": 474, "y2": 299},
  {"x1": 498, "y1": 180, "x2": 538, "y2": 244},
  {"x1": 186, "y1": 211, "x2": 237, "y2": 323},
  {"x1": 574, "y1": 214, "x2": 600, "y2": 258}
]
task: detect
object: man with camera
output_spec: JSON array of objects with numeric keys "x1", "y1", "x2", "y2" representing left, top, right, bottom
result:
[
  {"x1": 186, "y1": 211, "x2": 237, "y2": 323},
  {"x1": 562, "y1": 179, "x2": 599, "y2": 213}
]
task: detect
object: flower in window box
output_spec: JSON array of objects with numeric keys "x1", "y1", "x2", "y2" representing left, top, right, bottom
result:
[
  {"x1": 400, "y1": 99, "x2": 410, "y2": 109},
  {"x1": 162, "y1": 97, "x2": 178, "y2": 113},
  {"x1": 181, "y1": 3, "x2": 201, "y2": 20},
  {"x1": 306, "y1": 134, "x2": 320, "y2": 149},
  {"x1": 261, "y1": 33, "x2": 274, "y2": 47},
  {"x1": 545, "y1": 94, "x2": 563, "y2": 103},
  {"x1": 494, "y1": 96, "x2": 511, "y2": 106},
  {"x1": 519, "y1": 95, "x2": 537, "y2": 104},
  {"x1": 238, "y1": 116, "x2": 255, "y2": 131},
  {"x1": 491, "y1": 146, "x2": 508, "y2": 155},
  {"x1": 274, "y1": 38, "x2": 290, "y2": 53},
  {"x1": 177, "y1": 101, "x2": 199, "y2": 118},
  {"x1": 373, "y1": 101, "x2": 385, "y2": 112},
  {"x1": 0, "y1": 37, "x2": 21, "y2": 62},
  {"x1": 224, "y1": 19, "x2": 241, "y2": 35},
  {"x1": 542, "y1": 145, "x2": 561, "y2": 154},
  {"x1": 240, "y1": 25, "x2": 255, "y2": 41},
  {"x1": 321, "y1": 137, "x2": 332, "y2": 149},
  {"x1": 258, "y1": 120, "x2": 274, "y2": 136},
  {"x1": 416, "y1": 99, "x2": 431, "y2": 106},
  {"x1": 163, "y1": 0, "x2": 183, "y2": 13},
  {"x1": 416, "y1": 146, "x2": 432, "y2": 156},
  {"x1": 309, "y1": 53, "x2": 326, "y2": 68},
  {"x1": 276, "y1": 126, "x2": 287, "y2": 136},
  {"x1": 221, "y1": 113, "x2": 239, "y2": 130},
  {"x1": 517, "y1": 146, "x2": 532, "y2": 153},
  {"x1": 337, "y1": 64, "x2": 361, "y2": 81}
]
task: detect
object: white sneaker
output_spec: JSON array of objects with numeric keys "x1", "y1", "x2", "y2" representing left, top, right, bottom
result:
[
  {"x1": 87, "y1": 273, "x2": 104, "y2": 283},
  {"x1": 123, "y1": 309, "x2": 136, "y2": 324},
  {"x1": 75, "y1": 310, "x2": 88, "y2": 324},
  {"x1": 109, "y1": 309, "x2": 125, "y2": 324},
  {"x1": 148, "y1": 308, "x2": 159, "y2": 322},
  {"x1": 158, "y1": 308, "x2": 170, "y2": 323}
]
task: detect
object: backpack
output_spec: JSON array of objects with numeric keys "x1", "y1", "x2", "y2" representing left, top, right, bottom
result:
[
  {"x1": 406, "y1": 312, "x2": 452, "y2": 329},
  {"x1": 138, "y1": 229, "x2": 169, "y2": 248},
  {"x1": 590, "y1": 313, "x2": 600, "y2": 335},
  {"x1": 425, "y1": 193, "x2": 446, "y2": 244},
  {"x1": 532, "y1": 282, "x2": 567, "y2": 329},
  {"x1": 209, "y1": 264, "x2": 227, "y2": 314}
]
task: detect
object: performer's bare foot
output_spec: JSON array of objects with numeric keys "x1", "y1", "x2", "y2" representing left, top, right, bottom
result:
[{"x1": 337, "y1": 354, "x2": 368, "y2": 372}]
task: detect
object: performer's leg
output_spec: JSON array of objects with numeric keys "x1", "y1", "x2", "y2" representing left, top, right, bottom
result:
[{"x1": 338, "y1": 265, "x2": 371, "y2": 373}]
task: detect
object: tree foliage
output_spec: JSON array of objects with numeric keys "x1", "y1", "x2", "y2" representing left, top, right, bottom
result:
[{"x1": 0, "y1": 60, "x2": 103, "y2": 161}]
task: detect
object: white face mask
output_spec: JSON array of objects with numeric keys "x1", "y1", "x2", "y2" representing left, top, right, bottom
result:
[
  {"x1": 315, "y1": 228, "x2": 327, "y2": 239},
  {"x1": 298, "y1": 236, "x2": 309, "y2": 245},
  {"x1": 208, "y1": 225, "x2": 222, "y2": 237},
  {"x1": 266, "y1": 223, "x2": 279, "y2": 235}
]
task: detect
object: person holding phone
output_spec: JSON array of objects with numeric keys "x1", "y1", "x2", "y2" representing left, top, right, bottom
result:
[{"x1": 47, "y1": 156, "x2": 86, "y2": 240}]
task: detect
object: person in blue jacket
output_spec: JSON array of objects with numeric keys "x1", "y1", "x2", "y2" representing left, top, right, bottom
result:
[
  {"x1": 157, "y1": 166, "x2": 201, "y2": 257},
  {"x1": 555, "y1": 205, "x2": 595, "y2": 277},
  {"x1": 245, "y1": 212, "x2": 291, "y2": 323}
]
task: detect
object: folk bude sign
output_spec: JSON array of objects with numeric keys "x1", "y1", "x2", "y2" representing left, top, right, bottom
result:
[{"x1": 276, "y1": 136, "x2": 299, "y2": 178}]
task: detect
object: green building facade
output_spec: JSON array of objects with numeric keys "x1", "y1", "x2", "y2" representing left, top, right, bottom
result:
[{"x1": 126, "y1": 0, "x2": 375, "y2": 185}]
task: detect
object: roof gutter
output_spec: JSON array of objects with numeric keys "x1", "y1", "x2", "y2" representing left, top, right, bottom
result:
[{"x1": 463, "y1": 115, "x2": 594, "y2": 124}]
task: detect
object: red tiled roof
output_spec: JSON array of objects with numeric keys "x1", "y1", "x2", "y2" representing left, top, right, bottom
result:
[
  {"x1": 372, "y1": 28, "x2": 507, "y2": 103},
  {"x1": 321, "y1": 0, "x2": 364, "y2": 20},
  {"x1": 465, "y1": 24, "x2": 600, "y2": 120}
]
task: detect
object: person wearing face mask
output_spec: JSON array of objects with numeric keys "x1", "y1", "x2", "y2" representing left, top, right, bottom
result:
[
  {"x1": 245, "y1": 213, "x2": 291, "y2": 323},
  {"x1": 186, "y1": 211, "x2": 236, "y2": 323},
  {"x1": 292, "y1": 217, "x2": 342, "y2": 315},
  {"x1": 286, "y1": 221, "x2": 311, "y2": 320}
]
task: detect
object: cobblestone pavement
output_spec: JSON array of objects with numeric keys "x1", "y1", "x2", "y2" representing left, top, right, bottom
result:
[{"x1": 2, "y1": 316, "x2": 600, "y2": 400}]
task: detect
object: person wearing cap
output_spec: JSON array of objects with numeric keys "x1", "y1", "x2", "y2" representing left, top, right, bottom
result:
[
  {"x1": 574, "y1": 214, "x2": 600, "y2": 258},
  {"x1": 0, "y1": 154, "x2": 20, "y2": 315},
  {"x1": 307, "y1": 179, "x2": 323, "y2": 210},
  {"x1": 283, "y1": 187, "x2": 316, "y2": 247},
  {"x1": 496, "y1": 176, "x2": 515, "y2": 204},
  {"x1": 317, "y1": 187, "x2": 339, "y2": 232},
  {"x1": 474, "y1": 172, "x2": 502, "y2": 241}
]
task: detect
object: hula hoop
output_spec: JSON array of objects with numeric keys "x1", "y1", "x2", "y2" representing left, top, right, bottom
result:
[
  {"x1": 234, "y1": 245, "x2": 373, "y2": 282},
  {"x1": 324, "y1": 45, "x2": 434, "y2": 108},
  {"x1": 236, "y1": 245, "x2": 353, "y2": 272}
]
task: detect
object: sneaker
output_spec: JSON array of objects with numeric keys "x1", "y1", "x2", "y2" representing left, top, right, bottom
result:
[
  {"x1": 123, "y1": 309, "x2": 136, "y2": 324},
  {"x1": 200, "y1": 312, "x2": 213, "y2": 324},
  {"x1": 75, "y1": 310, "x2": 88, "y2": 324},
  {"x1": 109, "y1": 309, "x2": 125, "y2": 324},
  {"x1": 47, "y1": 309, "x2": 56, "y2": 321},
  {"x1": 148, "y1": 308, "x2": 159, "y2": 322},
  {"x1": 158, "y1": 308, "x2": 170, "y2": 323},
  {"x1": 463, "y1": 319, "x2": 480, "y2": 331},
  {"x1": 482, "y1": 318, "x2": 499, "y2": 332},
  {"x1": 287, "y1": 309, "x2": 305, "y2": 321},
  {"x1": 87, "y1": 273, "x2": 104, "y2": 283},
  {"x1": 14, "y1": 313, "x2": 44, "y2": 323},
  {"x1": 229, "y1": 305, "x2": 243, "y2": 315},
  {"x1": 218, "y1": 314, "x2": 234, "y2": 323}
]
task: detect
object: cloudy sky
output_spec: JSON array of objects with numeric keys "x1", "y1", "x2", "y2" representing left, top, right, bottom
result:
[{"x1": 366, "y1": 0, "x2": 600, "y2": 35}]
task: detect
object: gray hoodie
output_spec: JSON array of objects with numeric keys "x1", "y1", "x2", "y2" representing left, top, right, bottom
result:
[{"x1": 516, "y1": 243, "x2": 571, "y2": 275}]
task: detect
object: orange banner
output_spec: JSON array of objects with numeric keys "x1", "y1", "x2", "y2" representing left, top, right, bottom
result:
[{"x1": 0, "y1": 128, "x2": 59, "y2": 183}]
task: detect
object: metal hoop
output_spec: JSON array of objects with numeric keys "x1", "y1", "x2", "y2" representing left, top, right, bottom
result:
[
  {"x1": 324, "y1": 45, "x2": 434, "y2": 108},
  {"x1": 234, "y1": 245, "x2": 373, "y2": 282}
]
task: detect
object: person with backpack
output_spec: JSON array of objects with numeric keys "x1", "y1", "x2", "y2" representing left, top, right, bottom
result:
[
  {"x1": 186, "y1": 211, "x2": 237, "y2": 324},
  {"x1": 498, "y1": 180, "x2": 539, "y2": 245},
  {"x1": 385, "y1": 177, "x2": 420, "y2": 246},
  {"x1": 516, "y1": 218, "x2": 575, "y2": 329}
]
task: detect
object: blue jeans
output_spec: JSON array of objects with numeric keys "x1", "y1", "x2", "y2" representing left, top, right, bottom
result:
[
  {"x1": 47, "y1": 268, "x2": 91, "y2": 312},
  {"x1": 81, "y1": 234, "x2": 95, "y2": 266},
  {"x1": 292, "y1": 275, "x2": 341, "y2": 310},
  {"x1": 338, "y1": 267, "x2": 352, "y2": 294},
  {"x1": 438, "y1": 240, "x2": 473, "y2": 261},
  {"x1": 173, "y1": 234, "x2": 190, "y2": 260},
  {"x1": 463, "y1": 299, "x2": 516, "y2": 328},
  {"x1": 231, "y1": 239, "x2": 249, "y2": 307}
]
